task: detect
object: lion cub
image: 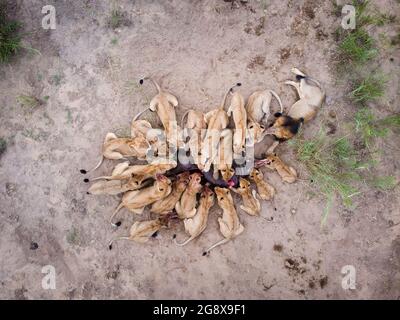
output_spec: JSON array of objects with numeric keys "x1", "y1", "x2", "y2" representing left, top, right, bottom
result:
[
  {"x1": 181, "y1": 109, "x2": 207, "y2": 165},
  {"x1": 109, "y1": 175, "x2": 172, "y2": 226},
  {"x1": 203, "y1": 187, "x2": 244, "y2": 255},
  {"x1": 108, "y1": 218, "x2": 166, "y2": 249},
  {"x1": 80, "y1": 132, "x2": 150, "y2": 174},
  {"x1": 150, "y1": 172, "x2": 190, "y2": 215},
  {"x1": 90, "y1": 160, "x2": 176, "y2": 182},
  {"x1": 249, "y1": 168, "x2": 275, "y2": 201},
  {"x1": 87, "y1": 175, "x2": 146, "y2": 195},
  {"x1": 227, "y1": 91, "x2": 247, "y2": 157},
  {"x1": 174, "y1": 186, "x2": 215, "y2": 246},
  {"x1": 139, "y1": 77, "x2": 179, "y2": 145},
  {"x1": 175, "y1": 172, "x2": 203, "y2": 219},
  {"x1": 200, "y1": 84, "x2": 241, "y2": 171},
  {"x1": 215, "y1": 129, "x2": 235, "y2": 182},
  {"x1": 230, "y1": 178, "x2": 261, "y2": 216},
  {"x1": 256, "y1": 154, "x2": 297, "y2": 183}
]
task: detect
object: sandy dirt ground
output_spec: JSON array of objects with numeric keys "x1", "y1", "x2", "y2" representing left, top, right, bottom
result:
[{"x1": 0, "y1": 0, "x2": 399, "y2": 299}]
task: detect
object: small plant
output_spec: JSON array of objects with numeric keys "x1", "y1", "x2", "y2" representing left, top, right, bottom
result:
[
  {"x1": 353, "y1": 0, "x2": 369, "y2": 19},
  {"x1": 16, "y1": 94, "x2": 42, "y2": 109},
  {"x1": 66, "y1": 227, "x2": 80, "y2": 245},
  {"x1": 369, "y1": 176, "x2": 398, "y2": 190},
  {"x1": 352, "y1": 0, "x2": 375, "y2": 27},
  {"x1": 0, "y1": 137, "x2": 6, "y2": 156},
  {"x1": 354, "y1": 108, "x2": 388, "y2": 147},
  {"x1": 66, "y1": 108, "x2": 73, "y2": 124},
  {"x1": 391, "y1": 32, "x2": 400, "y2": 46},
  {"x1": 51, "y1": 74, "x2": 63, "y2": 86},
  {"x1": 354, "y1": 108, "x2": 400, "y2": 147},
  {"x1": 107, "y1": 9, "x2": 130, "y2": 30},
  {"x1": 368, "y1": 13, "x2": 395, "y2": 26},
  {"x1": 109, "y1": 9, "x2": 122, "y2": 29},
  {"x1": 352, "y1": 0, "x2": 396, "y2": 26},
  {"x1": 379, "y1": 114, "x2": 400, "y2": 129},
  {"x1": 0, "y1": 6, "x2": 22, "y2": 62},
  {"x1": 350, "y1": 74, "x2": 386, "y2": 104}
]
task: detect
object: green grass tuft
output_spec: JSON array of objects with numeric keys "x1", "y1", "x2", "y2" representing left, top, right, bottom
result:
[
  {"x1": 289, "y1": 108, "x2": 400, "y2": 225},
  {"x1": 354, "y1": 108, "x2": 389, "y2": 147},
  {"x1": 290, "y1": 125, "x2": 399, "y2": 225},
  {"x1": 0, "y1": 6, "x2": 22, "y2": 63},
  {"x1": 369, "y1": 176, "x2": 398, "y2": 190},
  {"x1": 379, "y1": 114, "x2": 400, "y2": 129},
  {"x1": 0, "y1": 137, "x2": 6, "y2": 156},
  {"x1": 338, "y1": 29, "x2": 377, "y2": 65},
  {"x1": 391, "y1": 32, "x2": 400, "y2": 46},
  {"x1": 16, "y1": 94, "x2": 42, "y2": 109},
  {"x1": 107, "y1": 9, "x2": 130, "y2": 30},
  {"x1": 350, "y1": 75, "x2": 386, "y2": 104},
  {"x1": 109, "y1": 9, "x2": 122, "y2": 29},
  {"x1": 66, "y1": 227, "x2": 80, "y2": 245},
  {"x1": 355, "y1": 109, "x2": 400, "y2": 147},
  {"x1": 290, "y1": 130, "x2": 362, "y2": 219},
  {"x1": 323, "y1": 0, "x2": 397, "y2": 225},
  {"x1": 51, "y1": 74, "x2": 63, "y2": 86},
  {"x1": 353, "y1": 0, "x2": 396, "y2": 27}
]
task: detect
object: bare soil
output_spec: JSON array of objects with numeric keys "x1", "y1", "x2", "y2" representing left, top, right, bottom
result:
[{"x1": 0, "y1": 0, "x2": 399, "y2": 299}]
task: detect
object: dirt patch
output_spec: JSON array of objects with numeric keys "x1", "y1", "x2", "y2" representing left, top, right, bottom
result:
[
  {"x1": 302, "y1": 1, "x2": 316, "y2": 20},
  {"x1": 247, "y1": 55, "x2": 266, "y2": 70},
  {"x1": 279, "y1": 46, "x2": 303, "y2": 62},
  {"x1": 244, "y1": 16, "x2": 265, "y2": 36},
  {"x1": 280, "y1": 48, "x2": 292, "y2": 61},
  {"x1": 106, "y1": 265, "x2": 120, "y2": 280},
  {"x1": 14, "y1": 287, "x2": 28, "y2": 300},
  {"x1": 326, "y1": 122, "x2": 337, "y2": 135},
  {"x1": 284, "y1": 258, "x2": 306, "y2": 275},
  {"x1": 254, "y1": 16, "x2": 265, "y2": 36},
  {"x1": 319, "y1": 276, "x2": 328, "y2": 289},
  {"x1": 316, "y1": 29, "x2": 329, "y2": 41}
]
